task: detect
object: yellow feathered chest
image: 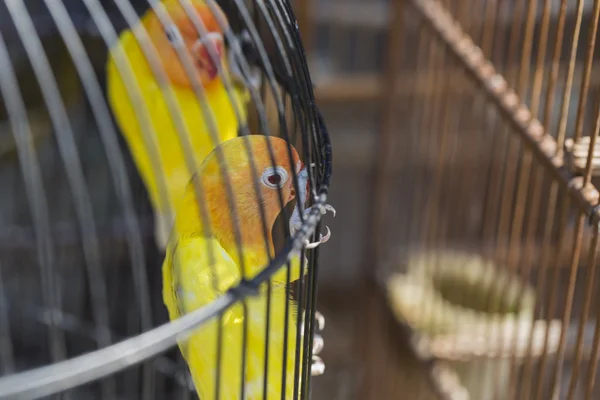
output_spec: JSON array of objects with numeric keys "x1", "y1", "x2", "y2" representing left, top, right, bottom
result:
[{"x1": 163, "y1": 234, "x2": 304, "y2": 400}]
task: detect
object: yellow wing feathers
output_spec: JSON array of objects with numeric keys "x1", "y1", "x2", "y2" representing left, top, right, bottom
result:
[{"x1": 163, "y1": 236, "x2": 303, "y2": 399}]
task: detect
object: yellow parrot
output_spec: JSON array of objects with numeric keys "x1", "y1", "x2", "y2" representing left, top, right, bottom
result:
[
  {"x1": 163, "y1": 135, "x2": 330, "y2": 399},
  {"x1": 106, "y1": 0, "x2": 250, "y2": 250}
]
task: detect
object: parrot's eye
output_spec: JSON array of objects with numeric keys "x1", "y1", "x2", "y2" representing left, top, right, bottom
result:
[
  {"x1": 261, "y1": 166, "x2": 288, "y2": 189},
  {"x1": 165, "y1": 24, "x2": 184, "y2": 47}
]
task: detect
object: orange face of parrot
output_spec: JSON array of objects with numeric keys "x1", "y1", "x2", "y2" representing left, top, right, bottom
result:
[
  {"x1": 143, "y1": 0, "x2": 228, "y2": 88},
  {"x1": 205, "y1": 135, "x2": 303, "y2": 225},
  {"x1": 175, "y1": 135, "x2": 307, "y2": 254}
]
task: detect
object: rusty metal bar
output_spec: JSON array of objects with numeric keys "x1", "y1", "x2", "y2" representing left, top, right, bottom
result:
[
  {"x1": 566, "y1": 227, "x2": 600, "y2": 399},
  {"x1": 445, "y1": 5, "x2": 479, "y2": 243},
  {"x1": 422, "y1": 22, "x2": 454, "y2": 392},
  {"x1": 529, "y1": 0, "x2": 552, "y2": 118},
  {"x1": 520, "y1": 183, "x2": 564, "y2": 399},
  {"x1": 573, "y1": 0, "x2": 600, "y2": 144},
  {"x1": 418, "y1": 26, "x2": 444, "y2": 362},
  {"x1": 505, "y1": 0, "x2": 551, "y2": 394},
  {"x1": 556, "y1": 0, "x2": 585, "y2": 150},
  {"x1": 365, "y1": 0, "x2": 406, "y2": 274},
  {"x1": 409, "y1": 27, "x2": 440, "y2": 250},
  {"x1": 532, "y1": 195, "x2": 571, "y2": 400},
  {"x1": 541, "y1": 0, "x2": 568, "y2": 136},
  {"x1": 479, "y1": 0, "x2": 512, "y2": 246},
  {"x1": 436, "y1": 0, "x2": 473, "y2": 254},
  {"x1": 546, "y1": 212, "x2": 585, "y2": 399},
  {"x1": 407, "y1": 0, "x2": 600, "y2": 226},
  {"x1": 422, "y1": 43, "x2": 451, "y2": 251},
  {"x1": 585, "y1": 251, "x2": 600, "y2": 396},
  {"x1": 358, "y1": 0, "x2": 406, "y2": 398},
  {"x1": 491, "y1": 0, "x2": 537, "y2": 392}
]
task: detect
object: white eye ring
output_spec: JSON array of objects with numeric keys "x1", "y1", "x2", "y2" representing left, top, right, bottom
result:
[
  {"x1": 261, "y1": 166, "x2": 288, "y2": 189},
  {"x1": 165, "y1": 24, "x2": 184, "y2": 47}
]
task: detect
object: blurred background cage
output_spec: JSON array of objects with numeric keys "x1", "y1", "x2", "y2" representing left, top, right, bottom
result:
[
  {"x1": 0, "y1": 0, "x2": 333, "y2": 399},
  {"x1": 296, "y1": 0, "x2": 600, "y2": 399}
]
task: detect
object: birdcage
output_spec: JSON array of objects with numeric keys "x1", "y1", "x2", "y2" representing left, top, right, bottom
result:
[
  {"x1": 0, "y1": 0, "x2": 333, "y2": 399},
  {"x1": 290, "y1": 0, "x2": 600, "y2": 398}
]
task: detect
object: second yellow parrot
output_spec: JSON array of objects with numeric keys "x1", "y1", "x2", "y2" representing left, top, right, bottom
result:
[{"x1": 106, "y1": 0, "x2": 249, "y2": 250}]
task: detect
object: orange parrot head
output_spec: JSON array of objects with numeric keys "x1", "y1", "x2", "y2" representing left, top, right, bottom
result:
[
  {"x1": 143, "y1": 0, "x2": 228, "y2": 89},
  {"x1": 175, "y1": 135, "x2": 308, "y2": 281}
]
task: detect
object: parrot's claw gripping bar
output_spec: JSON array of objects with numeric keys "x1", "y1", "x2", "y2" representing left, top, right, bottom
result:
[
  {"x1": 311, "y1": 356, "x2": 325, "y2": 376},
  {"x1": 299, "y1": 312, "x2": 325, "y2": 341},
  {"x1": 290, "y1": 204, "x2": 336, "y2": 236},
  {"x1": 313, "y1": 335, "x2": 324, "y2": 354},
  {"x1": 303, "y1": 202, "x2": 335, "y2": 248},
  {"x1": 304, "y1": 226, "x2": 331, "y2": 249},
  {"x1": 321, "y1": 204, "x2": 336, "y2": 217},
  {"x1": 290, "y1": 203, "x2": 336, "y2": 249},
  {"x1": 314, "y1": 311, "x2": 325, "y2": 331},
  {"x1": 299, "y1": 310, "x2": 326, "y2": 375}
]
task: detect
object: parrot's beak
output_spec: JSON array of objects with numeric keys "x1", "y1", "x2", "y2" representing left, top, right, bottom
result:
[
  {"x1": 193, "y1": 32, "x2": 224, "y2": 80},
  {"x1": 295, "y1": 162, "x2": 309, "y2": 203},
  {"x1": 289, "y1": 165, "x2": 310, "y2": 237},
  {"x1": 288, "y1": 161, "x2": 335, "y2": 244}
]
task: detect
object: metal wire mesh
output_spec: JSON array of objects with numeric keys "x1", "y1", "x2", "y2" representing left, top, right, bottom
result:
[
  {"x1": 348, "y1": 0, "x2": 600, "y2": 398},
  {"x1": 0, "y1": 0, "x2": 332, "y2": 399}
]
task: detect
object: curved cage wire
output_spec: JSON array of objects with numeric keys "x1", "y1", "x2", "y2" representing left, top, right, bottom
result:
[{"x1": 0, "y1": 0, "x2": 333, "y2": 399}]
